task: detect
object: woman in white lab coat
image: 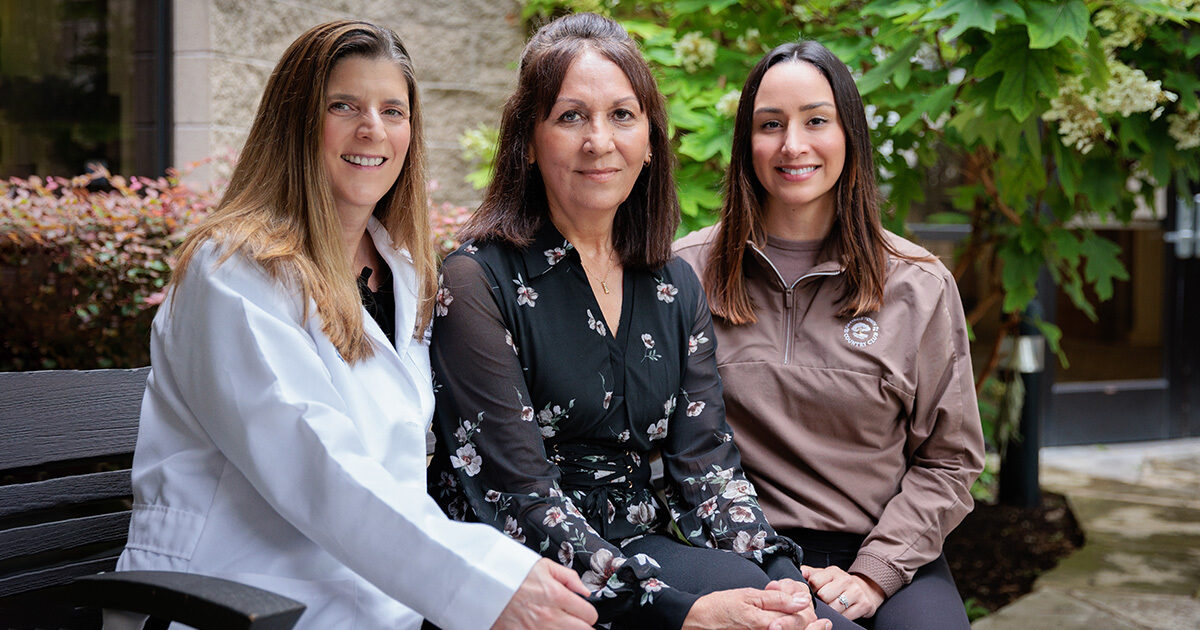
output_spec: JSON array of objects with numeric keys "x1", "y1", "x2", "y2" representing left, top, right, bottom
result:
[{"x1": 110, "y1": 20, "x2": 597, "y2": 630}]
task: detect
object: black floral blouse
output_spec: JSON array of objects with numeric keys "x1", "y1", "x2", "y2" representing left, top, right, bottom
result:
[{"x1": 428, "y1": 222, "x2": 801, "y2": 627}]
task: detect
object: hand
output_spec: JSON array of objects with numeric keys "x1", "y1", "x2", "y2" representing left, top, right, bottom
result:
[
  {"x1": 682, "y1": 587, "x2": 831, "y2": 630},
  {"x1": 800, "y1": 565, "x2": 885, "y2": 621},
  {"x1": 491, "y1": 558, "x2": 598, "y2": 630}
]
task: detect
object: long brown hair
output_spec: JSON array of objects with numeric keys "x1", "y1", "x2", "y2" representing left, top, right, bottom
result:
[
  {"x1": 459, "y1": 12, "x2": 679, "y2": 271},
  {"x1": 707, "y1": 40, "x2": 916, "y2": 323},
  {"x1": 171, "y1": 20, "x2": 436, "y2": 362}
]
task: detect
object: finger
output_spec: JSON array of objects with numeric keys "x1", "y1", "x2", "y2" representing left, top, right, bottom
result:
[
  {"x1": 805, "y1": 566, "x2": 837, "y2": 591},
  {"x1": 547, "y1": 561, "x2": 591, "y2": 598},
  {"x1": 800, "y1": 565, "x2": 813, "y2": 580},
  {"x1": 556, "y1": 591, "x2": 599, "y2": 626},
  {"x1": 765, "y1": 578, "x2": 804, "y2": 598},
  {"x1": 803, "y1": 620, "x2": 833, "y2": 630},
  {"x1": 753, "y1": 588, "x2": 808, "y2": 615}
]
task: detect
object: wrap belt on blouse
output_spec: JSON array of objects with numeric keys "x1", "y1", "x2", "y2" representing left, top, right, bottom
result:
[{"x1": 550, "y1": 441, "x2": 664, "y2": 541}]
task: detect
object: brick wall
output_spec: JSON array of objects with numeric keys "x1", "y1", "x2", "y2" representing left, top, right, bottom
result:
[{"x1": 173, "y1": 0, "x2": 524, "y2": 207}]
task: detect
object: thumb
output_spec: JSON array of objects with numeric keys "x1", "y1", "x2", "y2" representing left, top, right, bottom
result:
[{"x1": 800, "y1": 565, "x2": 813, "y2": 580}]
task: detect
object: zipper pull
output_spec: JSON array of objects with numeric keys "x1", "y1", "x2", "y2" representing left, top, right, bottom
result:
[{"x1": 784, "y1": 287, "x2": 794, "y2": 309}]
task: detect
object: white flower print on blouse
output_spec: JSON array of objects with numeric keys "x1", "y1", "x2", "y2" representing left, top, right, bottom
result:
[
  {"x1": 544, "y1": 241, "x2": 571, "y2": 266},
  {"x1": 696, "y1": 496, "x2": 718, "y2": 519},
  {"x1": 722, "y1": 479, "x2": 757, "y2": 500},
  {"x1": 485, "y1": 489, "x2": 502, "y2": 503},
  {"x1": 503, "y1": 515, "x2": 526, "y2": 543},
  {"x1": 504, "y1": 329, "x2": 519, "y2": 355},
  {"x1": 641, "y1": 333, "x2": 660, "y2": 362},
  {"x1": 581, "y1": 548, "x2": 627, "y2": 597},
  {"x1": 728, "y1": 505, "x2": 755, "y2": 523},
  {"x1": 558, "y1": 540, "x2": 575, "y2": 566},
  {"x1": 663, "y1": 395, "x2": 677, "y2": 418},
  {"x1": 617, "y1": 429, "x2": 630, "y2": 443},
  {"x1": 515, "y1": 389, "x2": 534, "y2": 422},
  {"x1": 639, "y1": 577, "x2": 667, "y2": 605},
  {"x1": 599, "y1": 373, "x2": 612, "y2": 409},
  {"x1": 687, "y1": 331, "x2": 709, "y2": 356},
  {"x1": 586, "y1": 309, "x2": 607, "y2": 337},
  {"x1": 543, "y1": 506, "x2": 569, "y2": 530},
  {"x1": 435, "y1": 276, "x2": 453, "y2": 317},
  {"x1": 732, "y1": 530, "x2": 768, "y2": 560},
  {"x1": 654, "y1": 278, "x2": 678, "y2": 303},
  {"x1": 686, "y1": 400, "x2": 705, "y2": 417},
  {"x1": 646, "y1": 418, "x2": 668, "y2": 441},
  {"x1": 463, "y1": 244, "x2": 478, "y2": 254},
  {"x1": 626, "y1": 500, "x2": 657, "y2": 528},
  {"x1": 514, "y1": 274, "x2": 538, "y2": 307},
  {"x1": 536, "y1": 399, "x2": 575, "y2": 439},
  {"x1": 451, "y1": 443, "x2": 482, "y2": 476}
]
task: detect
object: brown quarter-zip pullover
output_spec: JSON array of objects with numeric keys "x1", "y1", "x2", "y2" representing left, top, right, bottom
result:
[{"x1": 675, "y1": 224, "x2": 985, "y2": 597}]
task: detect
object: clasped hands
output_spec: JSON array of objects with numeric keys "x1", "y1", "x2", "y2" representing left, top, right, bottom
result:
[
  {"x1": 801, "y1": 564, "x2": 885, "y2": 621},
  {"x1": 681, "y1": 578, "x2": 831, "y2": 630}
]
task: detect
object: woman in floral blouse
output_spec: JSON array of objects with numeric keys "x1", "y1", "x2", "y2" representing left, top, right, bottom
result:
[{"x1": 428, "y1": 13, "x2": 841, "y2": 630}]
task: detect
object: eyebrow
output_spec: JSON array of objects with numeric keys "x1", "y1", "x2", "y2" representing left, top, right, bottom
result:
[
  {"x1": 753, "y1": 101, "x2": 835, "y2": 115},
  {"x1": 327, "y1": 93, "x2": 408, "y2": 108},
  {"x1": 553, "y1": 95, "x2": 640, "y2": 108}
]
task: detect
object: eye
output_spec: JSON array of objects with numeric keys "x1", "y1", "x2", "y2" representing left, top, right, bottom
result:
[
  {"x1": 808, "y1": 116, "x2": 829, "y2": 126},
  {"x1": 328, "y1": 101, "x2": 353, "y2": 114},
  {"x1": 759, "y1": 120, "x2": 783, "y2": 130},
  {"x1": 383, "y1": 106, "x2": 407, "y2": 119},
  {"x1": 612, "y1": 108, "x2": 636, "y2": 122},
  {"x1": 558, "y1": 110, "x2": 583, "y2": 123}
]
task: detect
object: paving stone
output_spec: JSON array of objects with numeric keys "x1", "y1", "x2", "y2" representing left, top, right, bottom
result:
[{"x1": 971, "y1": 590, "x2": 1140, "y2": 630}]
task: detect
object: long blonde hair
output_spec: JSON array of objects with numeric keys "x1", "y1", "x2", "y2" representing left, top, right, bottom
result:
[{"x1": 172, "y1": 20, "x2": 436, "y2": 363}]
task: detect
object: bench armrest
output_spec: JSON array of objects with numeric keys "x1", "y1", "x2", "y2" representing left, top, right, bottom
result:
[{"x1": 67, "y1": 571, "x2": 305, "y2": 630}]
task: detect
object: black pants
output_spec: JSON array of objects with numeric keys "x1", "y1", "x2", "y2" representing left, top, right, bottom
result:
[
  {"x1": 615, "y1": 534, "x2": 865, "y2": 630},
  {"x1": 779, "y1": 528, "x2": 970, "y2": 630}
]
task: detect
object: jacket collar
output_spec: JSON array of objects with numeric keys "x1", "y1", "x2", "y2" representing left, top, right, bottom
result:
[
  {"x1": 520, "y1": 220, "x2": 578, "y2": 280},
  {"x1": 745, "y1": 237, "x2": 844, "y2": 290}
]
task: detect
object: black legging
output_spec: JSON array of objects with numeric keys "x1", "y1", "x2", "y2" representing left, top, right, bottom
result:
[
  {"x1": 616, "y1": 534, "x2": 866, "y2": 630},
  {"x1": 778, "y1": 528, "x2": 970, "y2": 630}
]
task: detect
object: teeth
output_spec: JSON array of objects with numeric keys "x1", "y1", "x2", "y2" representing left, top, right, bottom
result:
[
  {"x1": 781, "y1": 166, "x2": 817, "y2": 175},
  {"x1": 342, "y1": 155, "x2": 384, "y2": 167}
]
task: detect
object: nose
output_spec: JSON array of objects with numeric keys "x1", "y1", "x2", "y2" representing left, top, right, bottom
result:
[
  {"x1": 357, "y1": 109, "x2": 386, "y2": 142},
  {"x1": 582, "y1": 119, "x2": 615, "y2": 155},
  {"x1": 781, "y1": 125, "x2": 807, "y2": 158}
]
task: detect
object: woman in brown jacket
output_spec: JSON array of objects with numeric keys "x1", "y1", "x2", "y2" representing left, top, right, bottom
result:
[{"x1": 675, "y1": 41, "x2": 985, "y2": 629}]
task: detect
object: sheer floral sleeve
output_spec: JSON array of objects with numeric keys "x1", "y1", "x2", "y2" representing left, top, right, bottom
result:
[
  {"x1": 658, "y1": 260, "x2": 805, "y2": 581},
  {"x1": 428, "y1": 252, "x2": 698, "y2": 626}
]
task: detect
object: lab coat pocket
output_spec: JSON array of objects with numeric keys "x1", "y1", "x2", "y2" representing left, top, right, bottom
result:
[{"x1": 220, "y1": 572, "x2": 359, "y2": 630}]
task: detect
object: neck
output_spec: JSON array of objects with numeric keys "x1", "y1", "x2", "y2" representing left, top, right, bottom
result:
[
  {"x1": 763, "y1": 198, "x2": 836, "y2": 242},
  {"x1": 548, "y1": 205, "x2": 616, "y2": 259},
  {"x1": 339, "y1": 207, "x2": 375, "y2": 268}
]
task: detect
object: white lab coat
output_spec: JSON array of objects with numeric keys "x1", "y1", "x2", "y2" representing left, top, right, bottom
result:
[{"x1": 113, "y1": 218, "x2": 539, "y2": 630}]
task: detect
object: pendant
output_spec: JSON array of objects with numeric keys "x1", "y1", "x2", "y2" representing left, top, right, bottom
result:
[{"x1": 601, "y1": 280, "x2": 611, "y2": 295}]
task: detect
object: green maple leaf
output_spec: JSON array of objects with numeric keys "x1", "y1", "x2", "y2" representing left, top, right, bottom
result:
[
  {"x1": 974, "y1": 31, "x2": 1060, "y2": 120},
  {"x1": 923, "y1": 0, "x2": 1025, "y2": 40},
  {"x1": 1079, "y1": 233, "x2": 1129, "y2": 301},
  {"x1": 1024, "y1": 0, "x2": 1089, "y2": 49}
]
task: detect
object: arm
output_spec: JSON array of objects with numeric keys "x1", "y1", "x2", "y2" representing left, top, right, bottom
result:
[
  {"x1": 160, "y1": 245, "x2": 539, "y2": 630},
  {"x1": 430, "y1": 253, "x2": 692, "y2": 626},
  {"x1": 849, "y1": 271, "x2": 985, "y2": 596},
  {"x1": 660, "y1": 265, "x2": 803, "y2": 581}
]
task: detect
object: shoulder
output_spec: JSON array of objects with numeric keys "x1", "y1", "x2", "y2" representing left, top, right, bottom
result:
[
  {"x1": 881, "y1": 230, "x2": 958, "y2": 308},
  {"x1": 672, "y1": 223, "x2": 720, "y2": 275},
  {"x1": 171, "y1": 239, "x2": 304, "y2": 322}
]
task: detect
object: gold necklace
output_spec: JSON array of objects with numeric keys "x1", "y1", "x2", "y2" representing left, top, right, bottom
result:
[{"x1": 588, "y1": 249, "x2": 617, "y2": 295}]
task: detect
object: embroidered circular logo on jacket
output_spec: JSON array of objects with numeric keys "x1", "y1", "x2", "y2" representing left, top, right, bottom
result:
[{"x1": 843, "y1": 316, "x2": 879, "y2": 347}]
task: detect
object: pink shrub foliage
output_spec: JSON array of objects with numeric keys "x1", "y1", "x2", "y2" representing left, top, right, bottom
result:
[{"x1": 1, "y1": 157, "x2": 474, "y2": 370}]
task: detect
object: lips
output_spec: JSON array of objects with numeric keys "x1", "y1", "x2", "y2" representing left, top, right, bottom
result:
[
  {"x1": 578, "y1": 167, "x2": 620, "y2": 182},
  {"x1": 778, "y1": 165, "x2": 817, "y2": 176},
  {"x1": 342, "y1": 154, "x2": 386, "y2": 167}
]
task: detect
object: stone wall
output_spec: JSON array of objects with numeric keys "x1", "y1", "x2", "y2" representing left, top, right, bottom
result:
[{"x1": 172, "y1": 0, "x2": 525, "y2": 207}]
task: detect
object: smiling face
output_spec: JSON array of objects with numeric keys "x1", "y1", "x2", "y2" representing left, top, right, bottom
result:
[
  {"x1": 750, "y1": 61, "x2": 846, "y2": 228},
  {"x1": 530, "y1": 49, "x2": 651, "y2": 222},
  {"x1": 321, "y1": 55, "x2": 411, "y2": 223}
]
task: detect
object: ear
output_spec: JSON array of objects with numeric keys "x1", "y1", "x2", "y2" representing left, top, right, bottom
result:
[{"x1": 527, "y1": 144, "x2": 536, "y2": 165}]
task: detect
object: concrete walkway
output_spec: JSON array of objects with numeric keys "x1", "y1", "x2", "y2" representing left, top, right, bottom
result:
[{"x1": 972, "y1": 438, "x2": 1200, "y2": 630}]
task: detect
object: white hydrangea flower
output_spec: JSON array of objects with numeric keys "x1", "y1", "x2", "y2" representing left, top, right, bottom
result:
[
  {"x1": 1167, "y1": 109, "x2": 1200, "y2": 151},
  {"x1": 674, "y1": 32, "x2": 717, "y2": 73},
  {"x1": 716, "y1": 89, "x2": 741, "y2": 118}
]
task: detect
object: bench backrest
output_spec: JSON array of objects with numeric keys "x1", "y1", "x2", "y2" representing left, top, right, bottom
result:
[{"x1": 0, "y1": 368, "x2": 149, "y2": 602}]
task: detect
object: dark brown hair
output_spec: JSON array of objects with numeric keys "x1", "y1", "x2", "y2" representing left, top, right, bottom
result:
[
  {"x1": 459, "y1": 12, "x2": 679, "y2": 270},
  {"x1": 706, "y1": 40, "x2": 915, "y2": 323},
  {"x1": 173, "y1": 20, "x2": 436, "y2": 362}
]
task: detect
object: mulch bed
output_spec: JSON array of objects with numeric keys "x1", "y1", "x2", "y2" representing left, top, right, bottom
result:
[{"x1": 944, "y1": 491, "x2": 1086, "y2": 614}]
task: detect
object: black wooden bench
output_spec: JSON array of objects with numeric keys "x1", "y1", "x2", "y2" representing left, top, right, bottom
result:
[{"x1": 0, "y1": 368, "x2": 305, "y2": 629}]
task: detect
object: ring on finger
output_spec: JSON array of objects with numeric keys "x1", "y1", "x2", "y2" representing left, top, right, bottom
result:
[{"x1": 837, "y1": 593, "x2": 851, "y2": 609}]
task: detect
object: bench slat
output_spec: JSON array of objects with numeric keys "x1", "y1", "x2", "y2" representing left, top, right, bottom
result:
[
  {"x1": 0, "y1": 555, "x2": 120, "y2": 599},
  {"x1": 0, "y1": 368, "x2": 148, "y2": 469},
  {"x1": 0, "y1": 512, "x2": 131, "y2": 562},
  {"x1": 0, "y1": 469, "x2": 132, "y2": 518}
]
